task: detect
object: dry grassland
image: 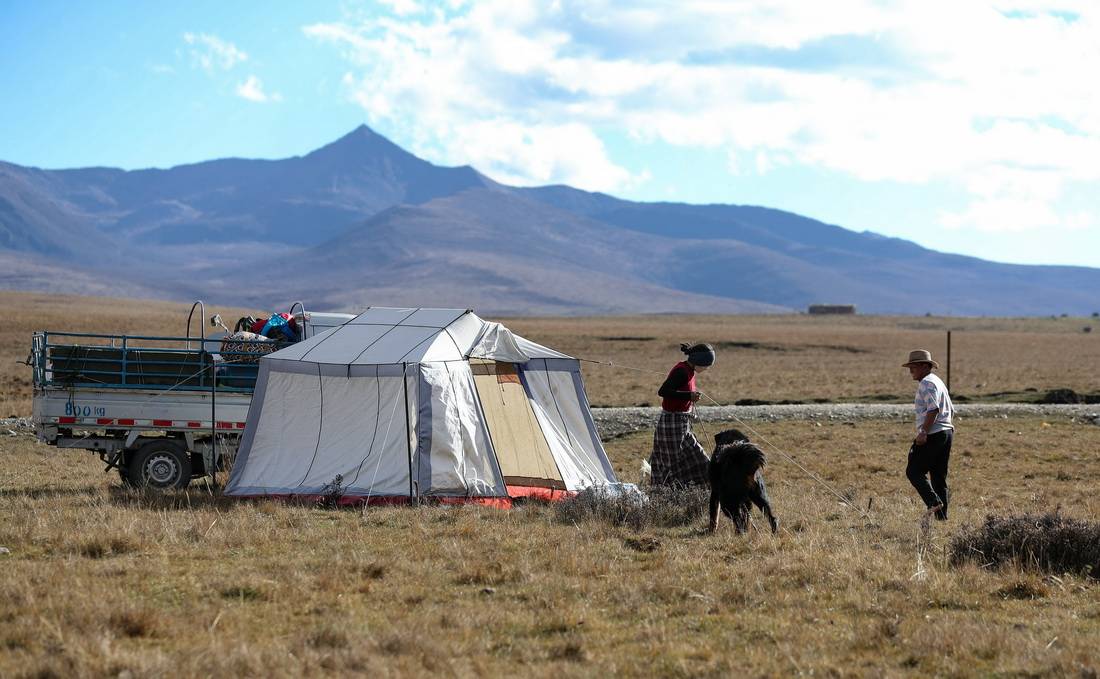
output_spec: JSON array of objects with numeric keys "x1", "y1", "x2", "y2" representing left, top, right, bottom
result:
[
  {"x1": 2, "y1": 416, "x2": 1099, "y2": 677},
  {"x1": 5, "y1": 291, "x2": 1099, "y2": 415},
  {"x1": 503, "y1": 314, "x2": 1100, "y2": 407}
]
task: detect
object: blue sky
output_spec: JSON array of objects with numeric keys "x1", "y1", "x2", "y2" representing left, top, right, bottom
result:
[{"x1": 3, "y1": 1, "x2": 1099, "y2": 268}]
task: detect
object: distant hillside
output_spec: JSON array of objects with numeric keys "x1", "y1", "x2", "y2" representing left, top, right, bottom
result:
[
  {"x1": 258, "y1": 188, "x2": 786, "y2": 315},
  {"x1": 0, "y1": 250, "x2": 162, "y2": 299},
  {"x1": 2, "y1": 125, "x2": 1098, "y2": 316}
]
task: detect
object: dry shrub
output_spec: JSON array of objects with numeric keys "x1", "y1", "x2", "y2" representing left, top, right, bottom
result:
[
  {"x1": 220, "y1": 585, "x2": 268, "y2": 602},
  {"x1": 3, "y1": 627, "x2": 35, "y2": 651},
  {"x1": 108, "y1": 609, "x2": 159, "y2": 638},
  {"x1": 377, "y1": 634, "x2": 428, "y2": 657},
  {"x1": 623, "y1": 536, "x2": 661, "y2": 553},
  {"x1": 553, "y1": 485, "x2": 708, "y2": 530},
  {"x1": 74, "y1": 536, "x2": 136, "y2": 559},
  {"x1": 950, "y1": 512, "x2": 1100, "y2": 578},
  {"x1": 995, "y1": 580, "x2": 1049, "y2": 600},
  {"x1": 358, "y1": 562, "x2": 387, "y2": 580},
  {"x1": 455, "y1": 562, "x2": 525, "y2": 586},
  {"x1": 550, "y1": 641, "x2": 590, "y2": 662},
  {"x1": 308, "y1": 626, "x2": 349, "y2": 649}
]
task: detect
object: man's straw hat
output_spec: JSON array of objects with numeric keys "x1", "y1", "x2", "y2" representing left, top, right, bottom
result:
[{"x1": 902, "y1": 349, "x2": 939, "y2": 369}]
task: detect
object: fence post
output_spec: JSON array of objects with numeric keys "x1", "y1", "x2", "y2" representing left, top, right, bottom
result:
[{"x1": 946, "y1": 330, "x2": 951, "y2": 392}]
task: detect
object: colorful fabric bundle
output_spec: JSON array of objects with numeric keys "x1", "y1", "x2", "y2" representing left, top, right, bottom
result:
[{"x1": 219, "y1": 331, "x2": 277, "y2": 364}]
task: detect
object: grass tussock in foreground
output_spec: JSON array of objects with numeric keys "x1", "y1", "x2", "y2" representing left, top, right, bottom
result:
[
  {"x1": 553, "y1": 484, "x2": 709, "y2": 530},
  {"x1": 2, "y1": 415, "x2": 1100, "y2": 677},
  {"x1": 951, "y1": 512, "x2": 1100, "y2": 580}
]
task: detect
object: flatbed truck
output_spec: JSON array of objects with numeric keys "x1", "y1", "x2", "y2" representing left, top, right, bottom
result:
[{"x1": 29, "y1": 302, "x2": 353, "y2": 489}]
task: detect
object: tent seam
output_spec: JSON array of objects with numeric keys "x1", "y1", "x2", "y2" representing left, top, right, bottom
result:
[
  {"x1": 292, "y1": 363, "x2": 326, "y2": 489},
  {"x1": 348, "y1": 308, "x2": 420, "y2": 364},
  {"x1": 398, "y1": 330, "x2": 444, "y2": 363},
  {"x1": 344, "y1": 365, "x2": 382, "y2": 490}
]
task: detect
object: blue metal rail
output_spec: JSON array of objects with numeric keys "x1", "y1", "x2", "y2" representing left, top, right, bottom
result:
[{"x1": 31, "y1": 331, "x2": 281, "y2": 394}]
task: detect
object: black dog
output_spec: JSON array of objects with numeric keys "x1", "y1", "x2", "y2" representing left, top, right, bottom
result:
[{"x1": 708, "y1": 428, "x2": 778, "y2": 533}]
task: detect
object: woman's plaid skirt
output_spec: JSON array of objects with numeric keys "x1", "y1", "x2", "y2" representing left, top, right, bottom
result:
[{"x1": 650, "y1": 411, "x2": 710, "y2": 487}]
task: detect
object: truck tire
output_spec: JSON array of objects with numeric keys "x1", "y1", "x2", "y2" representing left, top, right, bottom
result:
[{"x1": 126, "y1": 440, "x2": 192, "y2": 490}]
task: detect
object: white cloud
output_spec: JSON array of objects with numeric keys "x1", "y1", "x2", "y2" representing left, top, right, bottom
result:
[
  {"x1": 940, "y1": 196, "x2": 1093, "y2": 234},
  {"x1": 183, "y1": 32, "x2": 248, "y2": 72},
  {"x1": 940, "y1": 166, "x2": 1093, "y2": 233},
  {"x1": 303, "y1": 0, "x2": 1100, "y2": 232},
  {"x1": 451, "y1": 119, "x2": 643, "y2": 191},
  {"x1": 236, "y1": 75, "x2": 282, "y2": 103},
  {"x1": 379, "y1": 0, "x2": 424, "y2": 16}
]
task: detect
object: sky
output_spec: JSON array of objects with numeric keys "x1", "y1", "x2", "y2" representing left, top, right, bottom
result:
[{"x1": 2, "y1": 0, "x2": 1099, "y2": 268}]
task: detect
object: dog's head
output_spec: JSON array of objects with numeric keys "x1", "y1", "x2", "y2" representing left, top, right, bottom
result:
[
  {"x1": 713, "y1": 428, "x2": 750, "y2": 447},
  {"x1": 712, "y1": 440, "x2": 767, "y2": 476}
]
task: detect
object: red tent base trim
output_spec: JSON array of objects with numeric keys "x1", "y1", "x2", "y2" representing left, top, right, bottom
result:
[
  {"x1": 229, "y1": 488, "x2": 581, "y2": 508},
  {"x1": 505, "y1": 485, "x2": 577, "y2": 502},
  {"x1": 229, "y1": 494, "x2": 514, "y2": 509}
]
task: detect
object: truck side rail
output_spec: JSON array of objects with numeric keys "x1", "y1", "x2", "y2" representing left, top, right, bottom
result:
[{"x1": 31, "y1": 331, "x2": 284, "y2": 394}]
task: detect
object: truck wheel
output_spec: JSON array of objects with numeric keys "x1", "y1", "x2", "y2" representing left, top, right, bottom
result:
[{"x1": 126, "y1": 440, "x2": 191, "y2": 489}]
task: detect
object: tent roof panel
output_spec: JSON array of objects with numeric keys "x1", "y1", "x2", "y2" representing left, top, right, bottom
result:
[
  {"x1": 443, "y1": 313, "x2": 487, "y2": 357},
  {"x1": 349, "y1": 307, "x2": 419, "y2": 325},
  {"x1": 351, "y1": 325, "x2": 441, "y2": 364},
  {"x1": 265, "y1": 326, "x2": 337, "y2": 361},
  {"x1": 300, "y1": 324, "x2": 392, "y2": 364},
  {"x1": 514, "y1": 335, "x2": 573, "y2": 360},
  {"x1": 269, "y1": 307, "x2": 570, "y2": 366},
  {"x1": 400, "y1": 308, "x2": 470, "y2": 328},
  {"x1": 416, "y1": 331, "x2": 466, "y2": 362}
]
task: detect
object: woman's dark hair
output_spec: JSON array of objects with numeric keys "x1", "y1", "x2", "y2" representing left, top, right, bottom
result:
[
  {"x1": 680, "y1": 343, "x2": 708, "y2": 355},
  {"x1": 680, "y1": 342, "x2": 716, "y2": 367}
]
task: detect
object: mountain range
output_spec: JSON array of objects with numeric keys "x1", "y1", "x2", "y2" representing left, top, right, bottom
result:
[{"x1": 2, "y1": 124, "x2": 1097, "y2": 316}]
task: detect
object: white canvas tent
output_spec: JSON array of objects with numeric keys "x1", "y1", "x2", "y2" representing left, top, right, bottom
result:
[{"x1": 224, "y1": 307, "x2": 617, "y2": 506}]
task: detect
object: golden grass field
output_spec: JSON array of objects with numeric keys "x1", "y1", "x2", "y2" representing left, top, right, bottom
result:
[
  {"x1": 4, "y1": 291, "x2": 1100, "y2": 415},
  {"x1": 2, "y1": 417, "x2": 1099, "y2": 677},
  {"x1": 502, "y1": 314, "x2": 1100, "y2": 407},
  {"x1": 3, "y1": 292, "x2": 1099, "y2": 676}
]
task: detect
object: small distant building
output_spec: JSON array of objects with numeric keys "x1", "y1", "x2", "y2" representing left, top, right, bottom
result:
[{"x1": 808, "y1": 304, "x2": 857, "y2": 315}]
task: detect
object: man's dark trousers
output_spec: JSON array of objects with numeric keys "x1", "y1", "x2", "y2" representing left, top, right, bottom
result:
[{"x1": 906, "y1": 429, "x2": 952, "y2": 520}]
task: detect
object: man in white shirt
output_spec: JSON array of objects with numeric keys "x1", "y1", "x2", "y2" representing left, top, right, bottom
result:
[{"x1": 902, "y1": 349, "x2": 954, "y2": 521}]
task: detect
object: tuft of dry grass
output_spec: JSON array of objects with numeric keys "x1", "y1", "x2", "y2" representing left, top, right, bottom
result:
[
  {"x1": 73, "y1": 536, "x2": 137, "y2": 559},
  {"x1": 554, "y1": 484, "x2": 708, "y2": 530},
  {"x1": 108, "y1": 609, "x2": 161, "y2": 638},
  {"x1": 951, "y1": 512, "x2": 1100, "y2": 579}
]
